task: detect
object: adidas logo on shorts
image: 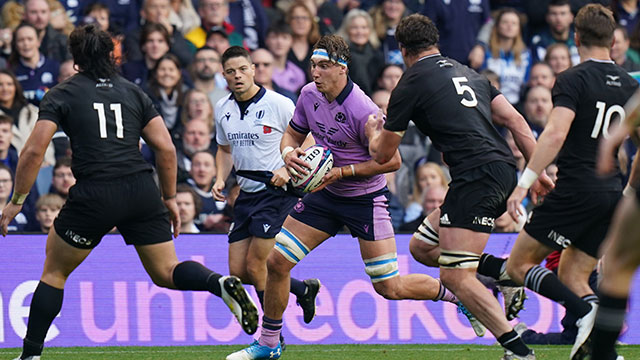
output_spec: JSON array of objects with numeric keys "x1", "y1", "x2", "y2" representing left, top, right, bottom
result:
[{"x1": 440, "y1": 214, "x2": 451, "y2": 225}]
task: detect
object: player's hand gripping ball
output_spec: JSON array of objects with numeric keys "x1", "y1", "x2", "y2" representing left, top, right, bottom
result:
[{"x1": 291, "y1": 145, "x2": 333, "y2": 192}]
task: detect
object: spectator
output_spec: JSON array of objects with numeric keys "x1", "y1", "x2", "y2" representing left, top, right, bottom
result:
[
  {"x1": 181, "y1": 88, "x2": 215, "y2": 128},
  {"x1": 523, "y1": 85, "x2": 553, "y2": 138},
  {"x1": 250, "y1": 48, "x2": 297, "y2": 103},
  {"x1": 34, "y1": 193, "x2": 63, "y2": 233},
  {"x1": 227, "y1": 0, "x2": 269, "y2": 50},
  {"x1": 205, "y1": 26, "x2": 231, "y2": 54},
  {"x1": 178, "y1": 119, "x2": 212, "y2": 175},
  {"x1": 527, "y1": 61, "x2": 555, "y2": 89},
  {"x1": 9, "y1": 23, "x2": 59, "y2": 106},
  {"x1": 46, "y1": 0, "x2": 74, "y2": 36},
  {"x1": 480, "y1": 69, "x2": 501, "y2": 90},
  {"x1": 376, "y1": 64, "x2": 403, "y2": 91},
  {"x1": 84, "y1": 0, "x2": 141, "y2": 34},
  {"x1": 169, "y1": 0, "x2": 201, "y2": 35},
  {"x1": 371, "y1": 89, "x2": 390, "y2": 114},
  {"x1": 422, "y1": 0, "x2": 490, "y2": 67},
  {"x1": 338, "y1": 9, "x2": 383, "y2": 95},
  {"x1": 286, "y1": 1, "x2": 320, "y2": 79},
  {"x1": 185, "y1": 0, "x2": 244, "y2": 49},
  {"x1": 481, "y1": 8, "x2": 531, "y2": 104},
  {"x1": 0, "y1": 163, "x2": 27, "y2": 231},
  {"x1": 0, "y1": 114, "x2": 17, "y2": 173},
  {"x1": 190, "y1": 46, "x2": 230, "y2": 107},
  {"x1": 544, "y1": 42, "x2": 572, "y2": 75},
  {"x1": 122, "y1": 0, "x2": 194, "y2": 67},
  {"x1": 176, "y1": 184, "x2": 202, "y2": 233},
  {"x1": 1, "y1": 1, "x2": 24, "y2": 31},
  {"x1": 146, "y1": 53, "x2": 190, "y2": 141},
  {"x1": 23, "y1": 0, "x2": 69, "y2": 62},
  {"x1": 58, "y1": 59, "x2": 77, "y2": 83},
  {"x1": 84, "y1": 3, "x2": 123, "y2": 65},
  {"x1": 49, "y1": 157, "x2": 75, "y2": 199},
  {"x1": 404, "y1": 162, "x2": 448, "y2": 225},
  {"x1": 121, "y1": 22, "x2": 170, "y2": 87},
  {"x1": 0, "y1": 69, "x2": 54, "y2": 166},
  {"x1": 265, "y1": 21, "x2": 306, "y2": 94},
  {"x1": 187, "y1": 150, "x2": 229, "y2": 231},
  {"x1": 610, "y1": 0, "x2": 639, "y2": 35},
  {"x1": 370, "y1": 0, "x2": 408, "y2": 66},
  {"x1": 612, "y1": 25, "x2": 640, "y2": 71},
  {"x1": 399, "y1": 184, "x2": 447, "y2": 231},
  {"x1": 530, "y1": 0, "x2": 580, "y2": 65}
]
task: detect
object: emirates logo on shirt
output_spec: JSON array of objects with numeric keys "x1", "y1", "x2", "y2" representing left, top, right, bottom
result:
[{"x1": 263, "y1": 126, "x2": 272, "y2": 134}]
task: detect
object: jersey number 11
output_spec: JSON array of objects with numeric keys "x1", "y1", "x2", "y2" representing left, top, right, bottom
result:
[{"x1": 93, "y1": 102, "x2": 124, "y2": 139}]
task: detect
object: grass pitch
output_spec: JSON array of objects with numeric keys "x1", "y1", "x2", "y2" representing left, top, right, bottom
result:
[{"x1": 0, "y1": 344, "x2": 638, "y2": 359}]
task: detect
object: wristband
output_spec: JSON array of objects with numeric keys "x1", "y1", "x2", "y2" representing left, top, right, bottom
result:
[
  {"x1": 338, "y1": 167, "x2": 343, "y2": 179},
  {"x1": 163, "y1": 194, "x2": 176, "y2": 200},
  {"x1": 10, "y1": 192, "x2": 28, "y2": 205},
  {"x1": 350, "y1": 164, "x2": 356, "y2": 177},
  {"x1": 281, "y1": 146, "x2": 294, "y2": 161},
  {"x1": 623, "y1": 184, "x2": 636, "y2": 197},
  {"x1": 517, "y1": 168, "x2": 539, "y2": 190}
]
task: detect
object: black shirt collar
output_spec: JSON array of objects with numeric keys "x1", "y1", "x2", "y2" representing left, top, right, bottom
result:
[
  {"x1": 230, "y1": 85, "x2": 266, "y2": 104},
  {"x1": 335, "y1": 78, "x2": 354, "y2": 105}
]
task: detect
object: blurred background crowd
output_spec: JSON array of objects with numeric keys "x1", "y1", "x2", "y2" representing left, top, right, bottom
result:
[{"x1": 0, "y1": 0, "x2": 634, "y2": 234}]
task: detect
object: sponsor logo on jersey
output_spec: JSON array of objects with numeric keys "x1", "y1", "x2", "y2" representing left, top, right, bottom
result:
[
  {"x1": 294, "y1": 201, "x2": 305, "y2": 213},
  {"x1": 65, "y1": 229, "x2": 93, "y2": 247},
  {"x1": 606, "y1": 75, "x2": 622, "y2": 87},
  {"x1": 334, "y1": 112, "x2": 346, "y2": 123},
  {"x1": 256, "y1": 110, "x2": 265, "y2": 119},
  {"x1": 314, "y1": 102, "x2": 320, "y2": 111},
  {"x1": 263, "y1": 126, "x2": 272, "y2": 134},
  {"x1": 327, "y1": 127, "x2": 339, "y2": 135},
  {"x1": 472, "y1": 216, "x2": 495, "y2": 227},
  {"x1": 440, "y1": 213, "x2": 450, "y2": 225},
  {"x1": 227, "y1": 131, "x2": 259, "y2": 146},
  {"x1": 263, "y1": 224, "x2": 271, "y2": 233},
  {"x1": 547, "y1": 230, "x2": 571, "y2": 248}
]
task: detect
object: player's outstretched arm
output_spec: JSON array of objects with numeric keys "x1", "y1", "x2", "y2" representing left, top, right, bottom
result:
[
  {"x1": 366, "y1": 112, "x2": 402, "y2": 164},
  {"x1": 212, "y1": 145, "x2": 233, "y2": 201},
  {"x1": 142, "y1": 115, "x2": 180, "y2": 237},
  {"x1": 0, "y1": 120, "x2": 57, "y2": 236}
]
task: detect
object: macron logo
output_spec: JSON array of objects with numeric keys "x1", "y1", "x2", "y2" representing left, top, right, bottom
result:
[{"x1": 263, "y1": 224, "x2": 271, "y2": 233}]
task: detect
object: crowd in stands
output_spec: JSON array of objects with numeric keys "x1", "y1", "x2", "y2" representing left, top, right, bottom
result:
[{"x1": 0, "y1": 0, "x2": 635, "y2": 233}]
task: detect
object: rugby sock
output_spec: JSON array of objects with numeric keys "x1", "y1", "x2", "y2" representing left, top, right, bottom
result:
[
  {"x1": 259, "y1": 316, "x2": 282, "y2": 348},
  {"x1": 289, "y1": 278, "x2": 307, "y2": 298},
  {"x1": 497, "y1": 330, "x2": 530, "y2": 356},
  {"x1": 591, "y1": 293, "x2": 627, "y2": 360},
  {"x1": 524, "y1": 265, "x2": 591, "y2": 318},
  {"x1": 22, "y1": 282, "x2": 63, "y2": 358},
  {"x1": 433, "y1": 279, "x2": 457, "y2": 303},
  {"x1": 582, "y1": 294, "x2": 599, "y2": 304},
  {"x1": 256, "y1": 290, "x2": 265, "y2": 309},
  {"x1": 477, "y1": 253, "x2": 509, "y2": 281},
  {"x1": 172, "y1": 260, "x2": 222, "y2": 297}
]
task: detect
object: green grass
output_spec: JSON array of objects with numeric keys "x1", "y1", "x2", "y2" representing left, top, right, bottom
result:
[{"x1": 0, "y1": 344, "x2": 638, "y2": 359}]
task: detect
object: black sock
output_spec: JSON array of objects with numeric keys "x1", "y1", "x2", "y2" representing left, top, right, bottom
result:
[
  {"x1": 524, "y1": 265, "x2": 592, "y2": 318},
  {"x1": 497, "y1": 330, "x2": 530, "y2": 356},
  {"x1": 262, "y1": 316, "x2": 283, "y2": 331},
  {"x1": 592, "y1": 293, "x2": 627, "y2": 360},
  {"x1": 256, "y1": 290, "x2": 265, "y2": 310},
  {"x1": 478, "y1": 253, "x2": 506, "y2": 280},
  {"x1": 22, "y1": 282, "x2": 64, "y2": 358},
  {"x1": 172, "y1": 260, "x2": 222, "y2": 296},
  {"x1": 289, "y1": 278, "x2": 307, "y2": 298}
]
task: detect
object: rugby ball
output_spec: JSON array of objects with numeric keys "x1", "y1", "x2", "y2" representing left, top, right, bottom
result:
[{"x1": 291, "y1": 145, "x2": 333, "y2": 193}]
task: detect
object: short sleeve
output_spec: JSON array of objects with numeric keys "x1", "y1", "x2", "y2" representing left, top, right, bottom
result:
[
  {"x1": 37, "y1": 88, "x2": 65, "y2": 126},
  {"x1": 215, "y1": 102, "x2": 229, "y2": 146},
  {"x1": 136, "y1": 88, "x2": 160, "y2": 127},
  {"x1": 490, "y1": 84, "x2": 502, "y2": 100},
  {"x1": 552, "y1": 71, "x2": 581, "y2": 112},
  {"x1": 279, "y1": 96, "x2": 295, "y2": 131},
  {"x1": 289, "y1": 91, "x2": 310, "y2": 134},
  {"x1": 384, "y1": 75, "x2": 416, "y2": 132}
]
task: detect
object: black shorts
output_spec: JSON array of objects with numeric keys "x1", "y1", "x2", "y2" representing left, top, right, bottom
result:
[
  {"x1": 440, "y1": 161, "x2": 517, "y2": 233},
  {"x1": 289, "y1": 187, "x2": 395, "y2": 241},
  {"x1": 228, "y1": 189, "x2": 298, "y2": 243},
  {"x1": 54, "y1": 171, "x2": 171, "y2": 249},
  {"x1": 524, "y1": 190, "x2": 621, "y2": 258}
]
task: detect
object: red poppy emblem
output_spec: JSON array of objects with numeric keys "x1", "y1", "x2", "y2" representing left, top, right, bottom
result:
[{"x1": 263, "y1": 126, "x2": 272, "y2": 134}]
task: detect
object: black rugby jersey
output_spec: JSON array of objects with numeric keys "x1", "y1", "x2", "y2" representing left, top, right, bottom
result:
[
  {"x1": 552, "y1": 60, "x2": 638, "y2": 191},
  {"x1": 385, "y1": 54, "x2": 516, "y2": 177},
  {"x1": 38, "y1": 73, "x2": 157, "y2": 180}
]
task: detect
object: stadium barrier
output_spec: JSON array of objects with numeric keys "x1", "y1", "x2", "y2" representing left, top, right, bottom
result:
[{"x1": 0, "y1": 233, "x2": 638, "y2": 347}]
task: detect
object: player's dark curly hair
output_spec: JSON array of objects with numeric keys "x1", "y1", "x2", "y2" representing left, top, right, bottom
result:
[
  {"x1": 69, "y1": 24, "x2": 117, "y2": 79},
  {"x1": 221, "y1": 46, "x2": 252, "y2": 68},
  {"x1": 575, "y1": 4, "x2": 616, "y2": 48},
  {"x1": 395, "y1": 14, "x2": 439, "y2": 57},
  {"x1": 312, "y1": 35, "x2": 351, "y2": 66}
]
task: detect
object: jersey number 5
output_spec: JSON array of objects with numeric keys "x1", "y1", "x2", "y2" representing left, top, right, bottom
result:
[
  {"x1": 452, "y1": 77, "x2": 478, "y2": 108},
  {"x1": 93, "y1": 102, "x2": 124, "y2": 139},
  {"x1": 591, "y1": 101, "x2": 625, "y2": 139}
]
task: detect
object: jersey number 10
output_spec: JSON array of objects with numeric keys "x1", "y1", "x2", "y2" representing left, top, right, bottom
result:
[
  {"x1": 591, "y1": 101, "x2": 625, "y2": 139},
  {"x1": 93, "y1": 102, "x2": 124, "y2": 139}
]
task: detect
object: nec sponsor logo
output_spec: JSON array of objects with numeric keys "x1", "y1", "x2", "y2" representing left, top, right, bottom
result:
[
  {"x1": 65, "y1": 229, "x2": 93, "y2": 246},
  {"x1": 473, "y1": 216, "x2": 495, "y2": 227},
  {"x1": 547, "y1": 230, "x2": 572, "y2": 248}
]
